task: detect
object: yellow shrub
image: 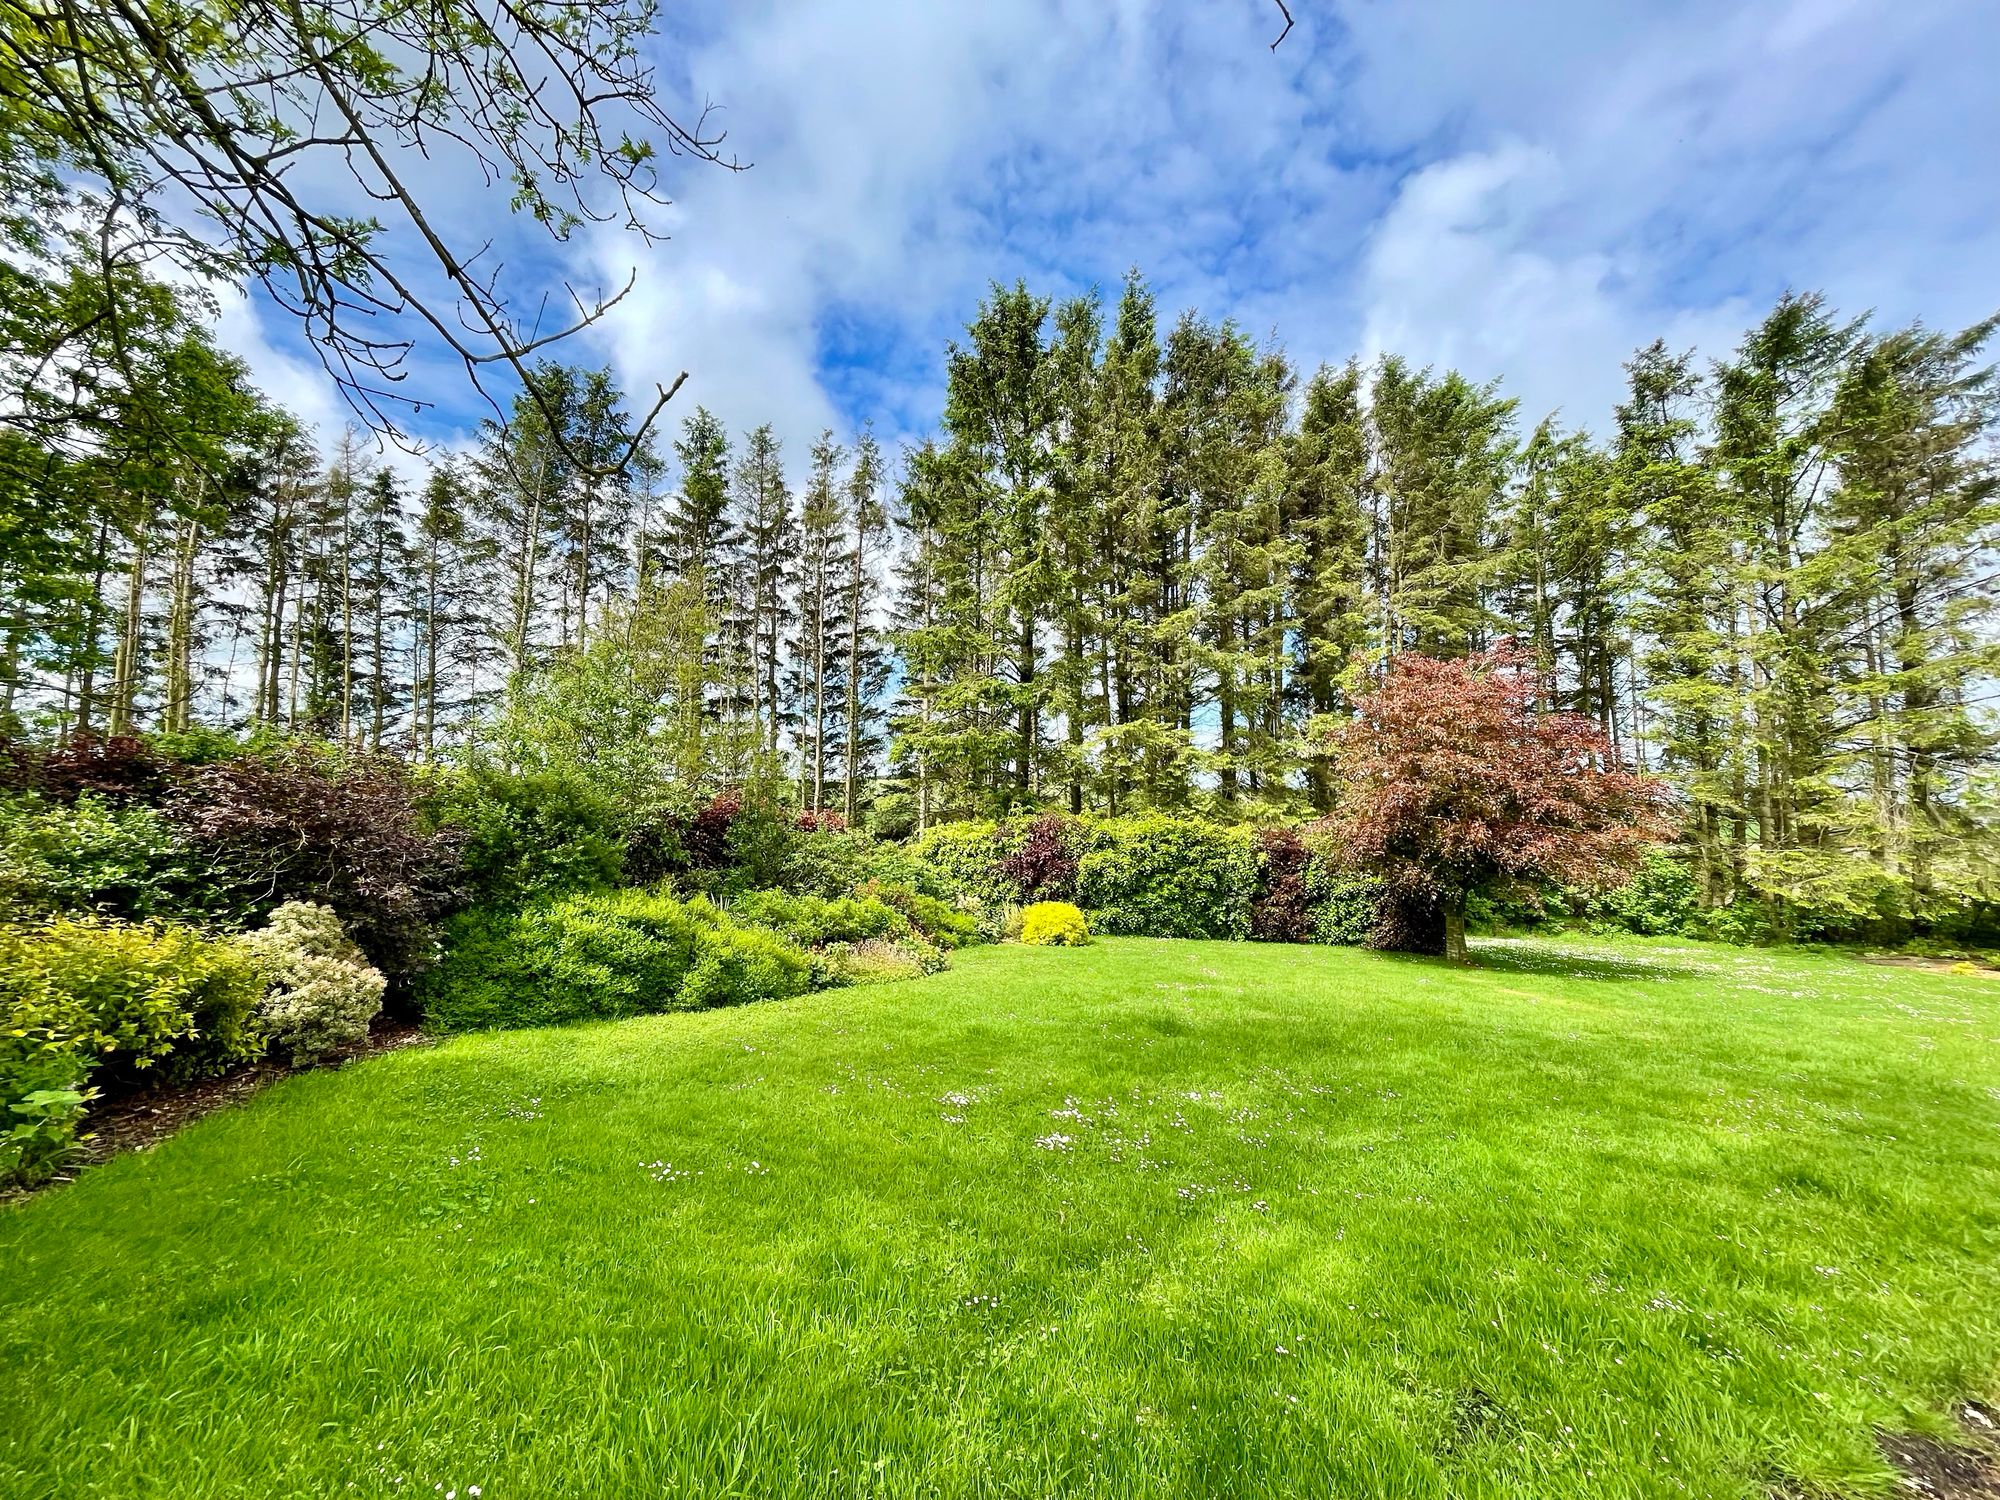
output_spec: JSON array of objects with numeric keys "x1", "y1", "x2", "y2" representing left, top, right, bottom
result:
[{"x1": 1019, "y1": 901, "x2": 1091, "y2": 947}]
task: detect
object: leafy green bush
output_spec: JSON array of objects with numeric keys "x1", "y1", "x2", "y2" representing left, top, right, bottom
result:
[
  {"x1": 634, "y1": 783, "x2": 850, "y2": 897},
  {"x1": 0, "y1": 1019, "x2": 94, "y2": 1187},
  {"x1": 1076, "y1": 817, "x2": 1257, "y2": 940},
  {"x1": 426, "y1": 765, "x2": 623, "y2": 908},
  {"x1": 1019, "y1": 901, "x2": 1091, "y2": 946},
  {"x1": 0, "y1": 916, "x2": 271, "y2": 1183},
  {"x1": 781, "y1": 830, "x2": 943, "y2": 901},
  {"x1": 0, "y1": 917, "x2": 268, "y2": 1087},
  {"x1": 1307, "y1": 867, "x2": 1384, "y2": 947},
  {"x1": 720, "y1": 793, "x2": 811, "y2": 894},
  {"x1": 242, "y1": 903, "x2": 386, "y2": 1064},
  {"x1": 919, "y1": 815, "x2": 1259, "y2": 939},
  {"x1": 418, "y1": 888, "x2": 813, "y2": 1032},
  {"x1": 679, "y1": 908, "x2": 819, "y2": 1009},
  {"x1": 729, "y1": 889, "x2": 908, "y2": 948},
  {"x1": 912, "y1": 821, "x2": 1021, "y2": 907},
  {"x1": 1576, "y1": 848, "x2": 1702, "y2": 937},
  {"x1": 0, "y1": 794, "x2": 226, "y2": 923},
  {"x1": 863, "y1": 882, "x2": 980, "y2": 948}
]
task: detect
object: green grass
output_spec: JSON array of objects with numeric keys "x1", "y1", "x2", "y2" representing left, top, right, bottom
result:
[{"x1": 5, "y1": 936, "x2": 2000, "y2": 1498}]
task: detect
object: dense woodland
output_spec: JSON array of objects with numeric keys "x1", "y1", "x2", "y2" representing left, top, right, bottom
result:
[{"x1": 3, "y1": 268, "x2": 1997, "y2": 936}]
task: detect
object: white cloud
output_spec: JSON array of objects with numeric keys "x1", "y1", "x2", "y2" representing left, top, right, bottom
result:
[
  {"x1": 1355, "y1": 143, "x2": 1753, "y2": 431},
  {"x1": 202, "y1": 0, "x2": 2000, "y2": 468}
]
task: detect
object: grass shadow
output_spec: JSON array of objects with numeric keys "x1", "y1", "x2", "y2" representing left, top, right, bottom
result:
[{"x1": 1464, "y1": 940, "x2": 1701, "y2": 984}]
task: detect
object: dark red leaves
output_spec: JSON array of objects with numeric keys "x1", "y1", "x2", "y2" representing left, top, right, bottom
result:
[
  {"x1": 1250, "y1": 826, "x2": 1316, "y2": 943},
  {"x1": 171, "y1": 751, "x2": 463, "y2": 980},
  {"x1": 999, "y1": 813, "x2": 1081, "y2": 903},
  {"x1": 1320, "y1": 648, "x2": 1673, "y2": 901}
]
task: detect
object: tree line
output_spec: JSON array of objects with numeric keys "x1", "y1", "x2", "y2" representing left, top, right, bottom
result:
[{"x1": 2, "y1": 270, "x2": 1995, "y2": 931}]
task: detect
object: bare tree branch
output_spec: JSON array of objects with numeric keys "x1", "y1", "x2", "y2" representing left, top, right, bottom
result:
[
  {"x1": 0, "y1": 0, "x2": 741, "y2": 473},
  {"x1": 1270, "y1": 0, "x2": 1295, "y2": 50}
]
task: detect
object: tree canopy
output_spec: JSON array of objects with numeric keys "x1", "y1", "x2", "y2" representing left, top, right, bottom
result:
[{"x1": 1319, "y1": 649, "x2": 1673, "y2": 961}]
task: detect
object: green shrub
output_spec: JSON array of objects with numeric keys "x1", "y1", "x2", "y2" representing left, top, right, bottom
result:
[
  {"x1": 418, "y1": 888, "x2": 813, "y2": 1032},
  {"x1": 0, "y1": 794, "x2": 223, "y2": 922},
  {"x1": 679, "y1": 908, "x2": 818, "y2": 1009},
  {"x1": 729, "y1": 889, "x2": 909, "y2": 948},
  {"x1": 426, "y1": 765, "x2": 623, "y2": 908},
  {"x1": 0, "y1": 916, "x2": 271, "y2": 1183},
  {"x1": 242, "y1": 903, "x2": 386, "y2": 1064},
  {"x1": 0, "y1": 1022, "x2": 94, "y2": 1186},
  {"x1": 1308, "y1": 868, "x2": 1384, "y2": 947},
  {"x1": 918, "y1": 815, "x2": 1260, "y2": 940},
  {"x1": 1076, "y1": 817, "x2": 1257, "y2": 940},
  {"x1": 1578, "y1": 849, "x2": 1701, "y2": 937},
  {"x1": 863, "y1": 882, "x2": 980, "y2": 948},
  {"x1": 782, "y1": 830, "x2": 943, "y2": 901},
  {"x1": 718, "y1": 792, "x2": 802, "y2": 894},
  {"x1": 1020, "y1": 901, "x2": 1091, "y2": 946},
  {"x1": 912, "y1": 821, "x2": 1021, "y2": 908},
  {"x1": 0, "y1": 917, "x2": 268, "y2": 1087}
]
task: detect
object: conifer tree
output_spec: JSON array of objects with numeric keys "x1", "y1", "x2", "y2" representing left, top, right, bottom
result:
[
  {"x1": 730, "y1": 423, "x2": 794, "y2": 756},
  {"x1": 787, "y1": 431, "x2": 847, "y2": 813},
  {"x1": 840, "y1": 427, "x2": 889, "y2": 821}
]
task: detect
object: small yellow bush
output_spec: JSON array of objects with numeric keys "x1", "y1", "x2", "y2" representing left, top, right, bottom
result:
[{"x1": 1019, "y1": 901, "x2": 1091, "y2": 947}]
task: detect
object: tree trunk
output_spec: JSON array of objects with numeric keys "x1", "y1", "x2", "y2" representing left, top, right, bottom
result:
[
  {"x1": 109, "y1": 505, "x2": 154, "y2": 736},
  {"x1": 1442, "y1": 893, "x2": 1469, "y2": 964},
  {"x1": 845, "y1": 528, "x2": 865, "y2": 824},
  {"x1": 340, "y1": 495, "x2": 354, "y2": 745}
]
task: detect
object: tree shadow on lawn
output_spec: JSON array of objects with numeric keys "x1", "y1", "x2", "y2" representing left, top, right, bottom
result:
[{"x1": 1460, "y1": 939, "x2": 1703, "y2": 984}]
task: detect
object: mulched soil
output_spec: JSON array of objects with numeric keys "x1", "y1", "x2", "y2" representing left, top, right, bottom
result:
[{"x1": 1874, "y1": 1403, "x2": 2000, "y2": 1498}]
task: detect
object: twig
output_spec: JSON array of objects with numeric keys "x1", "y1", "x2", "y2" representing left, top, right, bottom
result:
[{"x1": 1270, "y1": 0, "x2": 1294, "y2": 49}]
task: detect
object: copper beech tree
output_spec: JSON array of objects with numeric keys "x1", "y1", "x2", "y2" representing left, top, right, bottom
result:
[{"x1": 1319, "y1": 649, "x2": 1673, "y2": 962}]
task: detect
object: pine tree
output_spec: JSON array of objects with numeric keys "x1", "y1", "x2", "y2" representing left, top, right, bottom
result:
[
  {"x1": 1369, "y1": 358, "x2": 1516, "y2": 659},
  {"x1": 730, "y1": 424, "x2": 795, "y2": 758},
  {"x1": 472, "y1": 364, "x2": 580, "y2": 679},
  {"x1": 1092, "y1": 271, "x2": 1175, "y2": 812},
  {"x1": 1711, "y1": 294, "x2": 1866, "y2": 929},
  {"x1": 408, "y1": 461, "x2": 482, "y2": 758},
  {"x1": 840, "y1": 426, "x2": 889, "y2": 822},
  {"x1": 1044, "y1": 293, "x2": 1106, "y2": 814},
  {"x1": 787, "y1": 431, "x2": 847, "y2": 813},
  {"x1": 1826, "y1": 315, "x2": 2000, "y2": 904},
  {"x1": 662, "y1": 406, "x2": 734, "y2": 605},
  {"x1": 351, "y1": 468, "x2": 411, "y2": 748},
  {"x1": 945, "y1": 282, "x2": 1057, "y2": 809},
  {"x1": 1620, "y1": 341, "x2": 1739, "y2": 903},
  {"x1": 1285, "y1": 361, "x2": 1370, "y2": 810}
]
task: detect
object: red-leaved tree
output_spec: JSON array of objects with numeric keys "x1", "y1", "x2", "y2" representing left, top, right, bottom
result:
[{"x1": 1319, "y1": 649, "x2": 1673, "y2": 962}]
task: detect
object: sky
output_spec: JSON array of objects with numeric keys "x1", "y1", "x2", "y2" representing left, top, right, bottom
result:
[{"x1": 224, "y1": 0, "x2": 2000, "y2": 474}]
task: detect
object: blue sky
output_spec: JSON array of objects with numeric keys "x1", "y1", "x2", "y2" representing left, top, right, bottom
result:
[{"x1": 222, "y1": 0, "x2": 2000, "y2": 473}]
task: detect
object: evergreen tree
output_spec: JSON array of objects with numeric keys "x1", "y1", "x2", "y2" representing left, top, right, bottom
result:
[
  {"x1": 1285, "y1": 361, "x2": 1371, "y2": 810},
  {"x1": 945, "y1": 282, "x2": 1057, "y2": 809},
  {"x1": 730, "y1": 423, "x2": 795, "y2": 757},
  {"x1": 840, "y1": 426, "x2": 890, "y2": 822},
  {"x1": 787, "y1": 431, "x2": 848, "y2": 813}
]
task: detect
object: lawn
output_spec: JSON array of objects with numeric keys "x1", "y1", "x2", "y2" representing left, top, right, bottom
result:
[{"x1": 4, "y1": 937, "x2": 1999, "y2": 1498}]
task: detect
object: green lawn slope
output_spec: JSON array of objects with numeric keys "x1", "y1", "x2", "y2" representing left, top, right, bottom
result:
[{"x1": 4, "y1": 936, "x2": 1998, "y2": 1498}]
